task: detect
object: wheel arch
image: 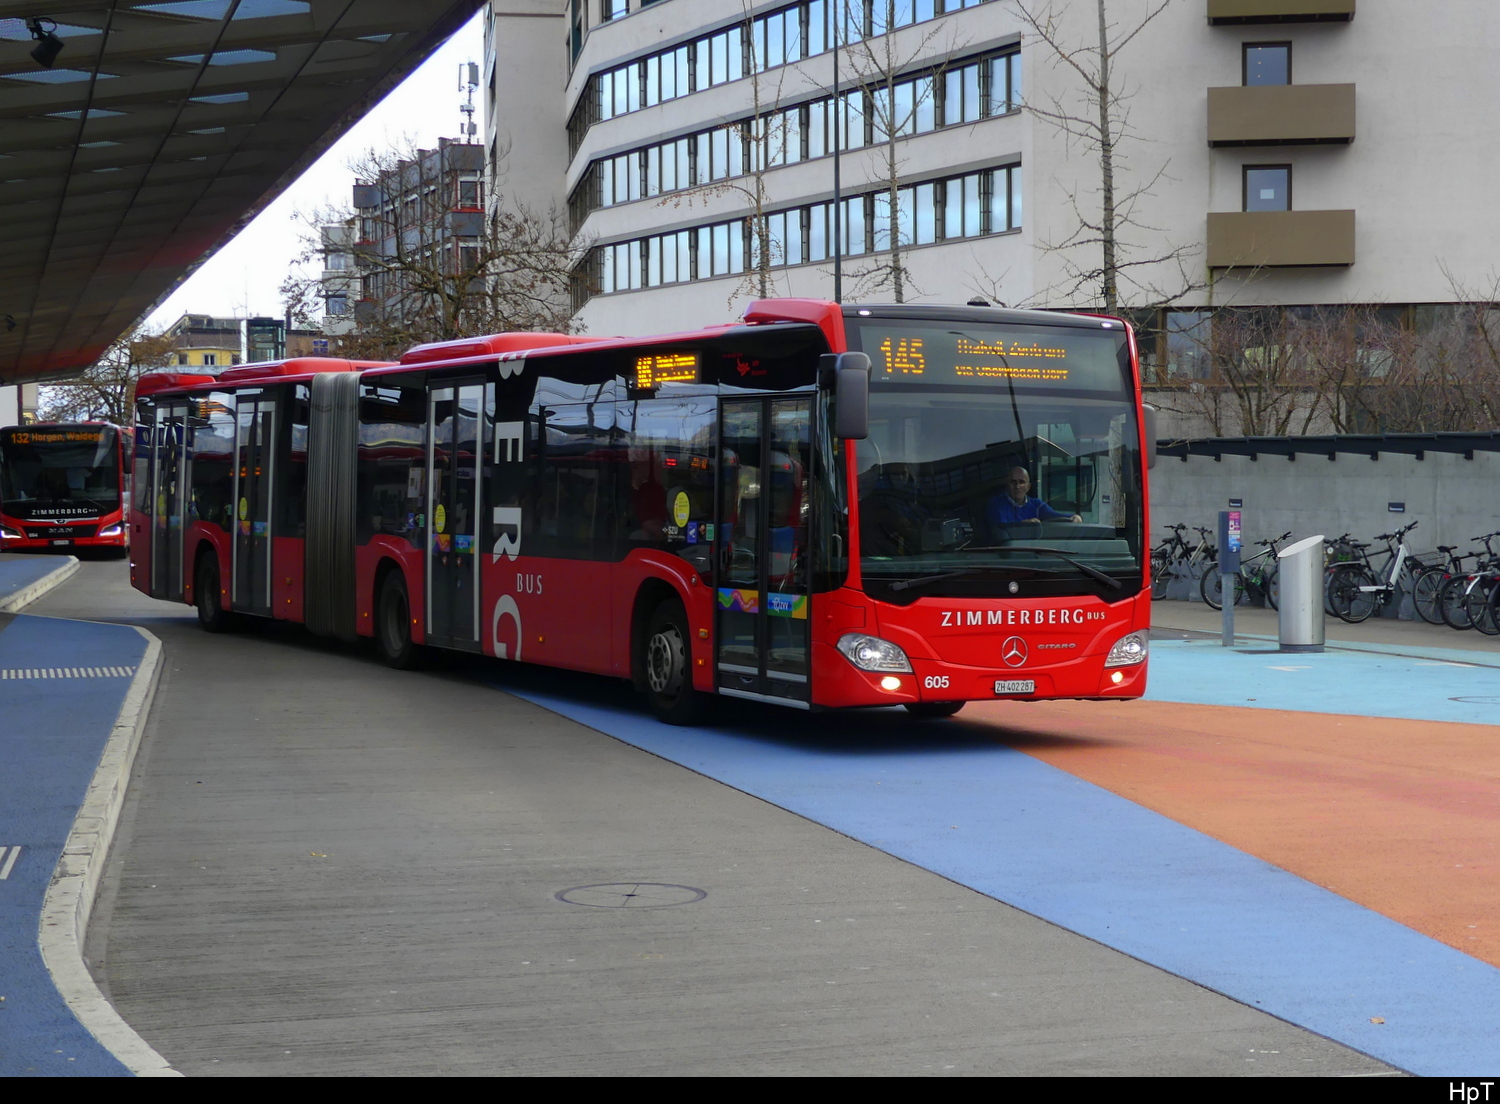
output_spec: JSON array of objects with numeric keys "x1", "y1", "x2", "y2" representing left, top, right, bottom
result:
[{"x1": 630, "y1": 577, "x2": 688, "y2": 693}]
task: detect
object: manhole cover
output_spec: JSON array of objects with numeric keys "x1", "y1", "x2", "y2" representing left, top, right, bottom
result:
[
  {"x1": 555, "y1": 882, "x2": 706, "y2": 909},
  {"x1": 1449, "y1": 696, "x2": 1500, "y2": 705}
]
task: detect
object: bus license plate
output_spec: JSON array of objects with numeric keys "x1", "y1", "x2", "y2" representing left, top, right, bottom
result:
[
  {"x1": 51, "y1": 539, "x2": 71, "y2": 546},
  {"x1": 994, "y1": 679, "x2": 1035, "y2": 695}
]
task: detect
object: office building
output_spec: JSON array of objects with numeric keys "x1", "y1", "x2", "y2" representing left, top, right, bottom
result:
[{"x1": 485, "y1": 0, "x2": 1498, "y2": 407}]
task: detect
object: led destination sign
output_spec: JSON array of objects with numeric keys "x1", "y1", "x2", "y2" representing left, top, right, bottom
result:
[
  {"x1": 633, "y1": 351, "x2": 700, "y2": 390},
  {"x1": 1, "y1": 428, "x2": 107, "y2": 446},
  {"x1": 857, "y1": 321, "x2": 1129, "y2": 393}
]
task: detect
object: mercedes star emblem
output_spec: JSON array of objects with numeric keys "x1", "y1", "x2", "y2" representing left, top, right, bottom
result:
[
  {"x1": 1001, "y1": 636, "x2": 1028, "y2": 667},
  {"x1": 1007, "y1": 581, "x2": 1020, "y2": 594}
]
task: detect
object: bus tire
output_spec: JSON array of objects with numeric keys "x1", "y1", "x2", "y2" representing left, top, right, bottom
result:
[
  {"x1": 642, "y1": 599, "x2": 710, "y2": 726},
  {"x1": 904, "y1": 701, "x2": 965, "y2": 718},
  {"x1": 195, "y1": 552, "x2": 235, "y2": 633},
  {"x1": 376, "y1": 571, "x2": 421, "y2": 669}
]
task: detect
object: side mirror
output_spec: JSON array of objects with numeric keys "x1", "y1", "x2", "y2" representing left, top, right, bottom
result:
[
  {"x1": 1142, "y1": 403, "x2": 1158, "y2": 470},
  {"x1": 819, "y1": 352, "x2": 870, "y2": 440}
]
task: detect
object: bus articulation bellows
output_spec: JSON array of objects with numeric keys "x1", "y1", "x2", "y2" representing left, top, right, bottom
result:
[{"x1": 129, "y1": 300, "x2": 1153, "y2": 723}]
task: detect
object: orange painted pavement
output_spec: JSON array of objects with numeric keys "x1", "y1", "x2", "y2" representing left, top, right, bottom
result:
[{"x1": 966, "y1": 698, "x2": 1500, "y2": 968}]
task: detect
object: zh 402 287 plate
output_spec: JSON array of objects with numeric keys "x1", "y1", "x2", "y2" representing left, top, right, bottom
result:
[{"x1": 994, "y1": 679, "x2": 1035, "y2": 695}]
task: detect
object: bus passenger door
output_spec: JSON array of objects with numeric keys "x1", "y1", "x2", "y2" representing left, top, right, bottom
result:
[
  {"x1": 150, "y1": 402, "x2": 189, "y2": 601},
  {"x1": 716, "y1": 397, "x2": 812, "y2": 707},
  {"x1": 232, "y1": 393, "x2": 276, "y2": 617},
  {"x1": 426, "y1": 380, "x2": 484, "y2": 652}
]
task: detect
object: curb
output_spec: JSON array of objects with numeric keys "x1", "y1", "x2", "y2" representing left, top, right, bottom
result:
[
  {"x1": 36, "y1": 626, "x2": 181, "y2": 1077},
  {"x1": 0, "y1": 556, "x2": 81, "y2": 613}
]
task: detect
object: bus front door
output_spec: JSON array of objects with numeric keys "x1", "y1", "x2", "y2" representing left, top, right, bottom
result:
[
  {"x1": 232, "y1": 393, "x2": 276, "y2": 617},
  {"x1": 150, "y1": 402, "x2": 188, "y2": 601},
  {"x1": 716, "y1": 397, "x2": 812, "y2": 708},
  {"x1": 426, "y1": 380, "x2": 484, "y2": 652}
]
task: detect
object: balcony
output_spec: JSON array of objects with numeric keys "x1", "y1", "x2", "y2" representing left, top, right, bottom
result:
[
  {"x1": 1207, "y1": 0, "x2": 1354, "y2": 23},
  {"x1": 1207, "y1": 210, "x2": 1355, "y2": 268},
  {"x1": 1208, "y1": 84, "x2": 1355, "y2": 146}
]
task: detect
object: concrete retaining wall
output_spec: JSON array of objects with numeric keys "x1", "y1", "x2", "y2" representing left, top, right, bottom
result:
[{"x1": 1147, "y1": 450, "x2": 1500, "y2": 557}]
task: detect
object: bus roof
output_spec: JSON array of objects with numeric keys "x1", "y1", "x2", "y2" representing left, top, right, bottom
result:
[{"x1": 131, "y1": 300, "x2": 1130, "y2": 399}]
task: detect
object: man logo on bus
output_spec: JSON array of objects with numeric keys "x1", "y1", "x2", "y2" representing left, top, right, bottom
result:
[{"x1": 1002, "y1": 637, "x2": 1028, "y2": 667}]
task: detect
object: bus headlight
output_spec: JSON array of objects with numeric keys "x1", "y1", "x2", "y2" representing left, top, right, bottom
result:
[
  {"x1": 1104, "y1": 632, "x2": 1148, "y2": 667},
  {"x1": 837, "y1": 633, "x2": 912, "y2": 673},
  {"x1": 98, "y1": 523, "x2": 123, "y2": 538},
  {"x1": 0, "y1": 525, "x2": 21, "y2": 541}
]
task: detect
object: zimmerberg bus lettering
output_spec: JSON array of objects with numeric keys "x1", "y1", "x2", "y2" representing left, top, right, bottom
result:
[{"x1": 939, "y1": 608, "x2": 1107, "y2": 627}]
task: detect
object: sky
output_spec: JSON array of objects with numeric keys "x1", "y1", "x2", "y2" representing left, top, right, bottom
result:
[{"x1": 143, "y1": 11, "x2": 486, "y2": 331}]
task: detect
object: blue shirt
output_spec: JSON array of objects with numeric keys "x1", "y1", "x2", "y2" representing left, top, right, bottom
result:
[{"x1": 986, "y1": 494, "x2": 1070, "y2": 526}]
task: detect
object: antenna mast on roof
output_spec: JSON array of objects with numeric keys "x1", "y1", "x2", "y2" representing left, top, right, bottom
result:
[{"x1": 459, "y1": 61, "x2": 479, "y2": 142}]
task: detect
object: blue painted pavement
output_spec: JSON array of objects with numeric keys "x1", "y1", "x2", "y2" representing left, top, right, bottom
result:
[
  {"x1": 482, "y1": 664, "x2": 1500, "y2": 1077},
  {"x1": 0, "y1": 613, "x2": 146, "y2": 1077},
  {"x1": 0, "y1": 556, "x2": 69, "y2": 607},
  {"x1": 1146, "y1": 637, "x2": 1500, "y2": 723}
]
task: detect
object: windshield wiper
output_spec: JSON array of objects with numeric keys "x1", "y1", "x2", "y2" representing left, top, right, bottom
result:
[
  {"x1": 889, "y1": 567, "x2": 1013, "y2": 592},
  {"x1": 1000, "y1": 546, "x2": 1123, "y2": 589}
]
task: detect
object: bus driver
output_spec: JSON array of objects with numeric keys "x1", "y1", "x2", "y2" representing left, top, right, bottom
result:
[{"x1": 986, "y1": 466, "x2": 1082, "y2": 530}]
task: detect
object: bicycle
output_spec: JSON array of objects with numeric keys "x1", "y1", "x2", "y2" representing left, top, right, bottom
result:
[
  {"x1": 1411, "y1": 544, "x2": 1480, "y2": 625},
  {"x1": 1326, "y1": 521, "x2": 1423, "y2": 624},
  {"x1": 1439, "y1": 533, "x2": 1500, "y2": 631},
  {"x1": 1151, "y1": 524, "x2": 1216, "y2": 600},
  {"x1": 1201, "y1": 531, "x2": 1290, "y2": 611}
]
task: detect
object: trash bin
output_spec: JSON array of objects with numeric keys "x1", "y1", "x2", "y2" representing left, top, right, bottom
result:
[{"x1": 1277, "y1": 535, "x2": 1325, "y2": 653}]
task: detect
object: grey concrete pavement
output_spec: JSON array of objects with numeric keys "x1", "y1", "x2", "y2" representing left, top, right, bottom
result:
[{"x1": 30, "y1": 563, "x2": 1393, "y2": 1076}]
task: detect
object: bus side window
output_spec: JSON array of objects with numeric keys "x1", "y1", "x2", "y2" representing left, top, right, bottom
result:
[
  {"x1": 619, "y1": 395, "x2": 715, "y2": 573},
  {"x1": 189, "y1": 392, "x2": 236, "y2": 532},
  {"x1": 357, "y1": 384, "x2": 426, "y2": 548},
  {"x1": 529, "y1": 401, "x2": 617, "y2": 561}
]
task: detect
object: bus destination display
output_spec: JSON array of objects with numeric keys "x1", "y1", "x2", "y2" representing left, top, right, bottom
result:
[
  {"x1": 860, "y1": 322, "x2": 1128, "y2": 392},
  {"x1": 2, "y1": 428, "x2": 107, "y2": 447},
  {"x1": 634, "y1": 351, "x2": 699, "y2": 390}
]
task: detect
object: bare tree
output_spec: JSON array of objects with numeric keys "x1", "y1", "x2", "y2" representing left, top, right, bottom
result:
[
  {"x1": 1009, "y1": 0, "x2": 1202, "y2": 313},
  {"x1": 834, "y1": 1, "x2": 955, "y2": 303},
  {"x1": 38, "y1": 327, "x2": 174, "y2": 424},
  {"x1": 282, "y1": 143, "x2": 584, "y2": 362},
  {"x1": 658, "y1": 2, "x2": 799, "y2": 305}
]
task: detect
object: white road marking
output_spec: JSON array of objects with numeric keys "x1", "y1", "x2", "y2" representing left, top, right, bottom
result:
[
  {"x1": 0, "y1": 846, "x2": 21, "y2": 880},
  {"x1": 0, "y1": 666, "x2": 136, "y2": 679}
]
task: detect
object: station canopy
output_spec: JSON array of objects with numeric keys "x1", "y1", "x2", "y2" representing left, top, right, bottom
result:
[{"x1": 0, "y1": 0, "x2": 484, "y2": 385}]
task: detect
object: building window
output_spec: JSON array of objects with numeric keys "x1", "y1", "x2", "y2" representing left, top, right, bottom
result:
[
  {"x1": 1244, "y1": 165, "x2": 1290, "y2": 211},
  {"x1": 327, "y1": 295, "x2": 349, "y2": 316},
  {"x1": 177, "y1": 353, "x2": 189, "y2": 366},
  {"x1": 580, "y1": 161, "x2": 1019, "y2": 301},
  {"x1": 202, "y1": 353, "x2": 218, "y2": 367},
  {"x1": 570, "y1": 45, "x2": 1020, "y2": 229},
  {"x1": 602, "y1": 0, "x2": 628, "y2": 20},
  {"x1": 1243, "y1": 42, "x2": 1290, "y2": 86}
]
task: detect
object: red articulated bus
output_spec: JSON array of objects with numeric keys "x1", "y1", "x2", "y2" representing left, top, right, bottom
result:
[
  {"x1": 129, "y1": 300, "x2": 1154, "y2": 723},
  {"x1": 0, "y1": 422, "x2": 133, "y2": 556}
]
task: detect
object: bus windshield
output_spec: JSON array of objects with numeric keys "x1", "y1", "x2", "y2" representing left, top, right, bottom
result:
[
  {"x1": 848, "y1": 318, "x2": 1142, "y2": 602},
  {"x1": 0, "y1": 426, "x2": 122, "y2": 515}
]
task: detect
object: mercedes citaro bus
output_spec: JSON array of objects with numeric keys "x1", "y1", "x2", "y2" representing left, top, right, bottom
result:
[{"x1": 129, "y1": 299, "x2": 1155, "y2": 723}]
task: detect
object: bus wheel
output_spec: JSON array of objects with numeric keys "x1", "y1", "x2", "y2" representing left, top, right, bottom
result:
[
  {"x1": 643, "y1": 599, "x2": 710, "y2": 726},
  {"x1": 376, "y1": 572, "x2": 421, "y2": 669},
  {"x1": 195, "y1": 553, "x2": 235, "y2": 633},
  {"x1": 904, "y1": 701, "x2": 965, "y2": 719}
]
